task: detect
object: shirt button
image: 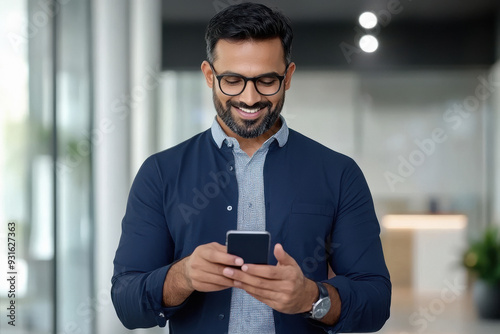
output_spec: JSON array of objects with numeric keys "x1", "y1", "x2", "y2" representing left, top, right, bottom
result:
[
  {"x1": 227, "y1": 143, "x2": 233, "y2": 148},
  {"x1": 229, "y1": 165, "x2": 234, "y2": 171},
  {"x1": 227, "y1": 206, "x2": 232, "y2": 211},
  {"x1": 218, "y1": 313, "x2": 225, "y2": 320},
  {"x1": 159, "y1": 312, "x2": 165, "y2": 318},
  {"x1": 248, "y1": 203, "x2": 252, "y2": 208}
]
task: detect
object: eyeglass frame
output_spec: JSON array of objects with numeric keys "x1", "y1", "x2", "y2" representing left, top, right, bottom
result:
[{"x1": 208, "y1": 62, "x2": 289, "y2": 96}]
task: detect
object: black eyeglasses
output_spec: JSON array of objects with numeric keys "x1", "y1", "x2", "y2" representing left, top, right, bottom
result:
[{"x1": 209, "y1": 63, "x2": 288, "y2": 96}]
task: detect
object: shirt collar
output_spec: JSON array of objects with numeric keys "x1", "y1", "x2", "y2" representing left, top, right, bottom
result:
[{"x1": 211, "y1": 115, "x2": 289, "y2": 149}]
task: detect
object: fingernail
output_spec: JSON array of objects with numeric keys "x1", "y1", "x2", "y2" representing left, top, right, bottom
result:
[
  {"x1": 241, "y1": 265, "x2": 248, "y2": 272},
  {"x1": 235, "y1": 258, "x2": 244, "y2": 266},
  {"x1": 223, "y1": 268, "x2": 234, "y2": 277}
]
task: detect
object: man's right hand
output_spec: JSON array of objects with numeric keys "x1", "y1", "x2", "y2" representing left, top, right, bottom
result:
[{"x1": 163, "y1": 242, "x2": 243, "y2": 307}]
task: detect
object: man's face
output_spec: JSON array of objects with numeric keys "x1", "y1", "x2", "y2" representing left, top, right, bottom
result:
[{"x1": 201, "y1": 38, "x2": 295, "y2": 139}]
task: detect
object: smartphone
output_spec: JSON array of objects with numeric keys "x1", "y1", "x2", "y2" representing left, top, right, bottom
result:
[{"x1": 226, "y1": 230, "x2": 271, "y2": 265}]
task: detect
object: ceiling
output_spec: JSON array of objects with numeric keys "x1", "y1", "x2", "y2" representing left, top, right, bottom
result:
[{"x1": 162, "y1": 0, "x2": 500, "y2": 23}]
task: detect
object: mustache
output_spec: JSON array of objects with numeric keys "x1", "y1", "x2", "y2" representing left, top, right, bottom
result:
[{"x1": 227, "y1": 101, "x2": 272, "y2": 110}]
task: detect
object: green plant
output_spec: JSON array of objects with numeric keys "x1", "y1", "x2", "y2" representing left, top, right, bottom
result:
[{"x1": 463, "y1": 227, "x2": 500, "y2": 285}]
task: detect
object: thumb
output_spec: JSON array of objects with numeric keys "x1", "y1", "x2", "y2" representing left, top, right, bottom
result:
[{"x1": 274, "y1": 243, "x2": 295, "y2": 266}]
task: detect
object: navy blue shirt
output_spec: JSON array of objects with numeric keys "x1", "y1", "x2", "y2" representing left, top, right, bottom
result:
[{"x1": 111, "y1": 127, "x2": 391, "y2": 333}]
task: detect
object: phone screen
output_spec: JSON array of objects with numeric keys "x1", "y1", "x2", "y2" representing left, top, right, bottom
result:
[{"x1": 226, "y1": 230, "x2": 270, "y2": 265}]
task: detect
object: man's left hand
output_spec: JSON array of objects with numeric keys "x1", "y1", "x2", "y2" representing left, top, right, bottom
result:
[{"x1": 222, "y1": 243, "x2": 318, "y2": 314}]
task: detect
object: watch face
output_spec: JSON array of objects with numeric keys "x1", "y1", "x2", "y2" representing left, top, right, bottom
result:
[{"x1": 312, "y1": 298, "x2": 331, "y2": 319}]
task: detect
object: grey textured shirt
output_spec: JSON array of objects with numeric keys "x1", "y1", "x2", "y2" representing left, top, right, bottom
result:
[{"x1": 211, "y1": 116, "x2": 289, "y2": 334}]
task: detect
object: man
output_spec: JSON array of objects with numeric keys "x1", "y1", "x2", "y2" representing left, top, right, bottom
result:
[{"x1": 112, "y1": 2, "x2": 391, "y2": 333}]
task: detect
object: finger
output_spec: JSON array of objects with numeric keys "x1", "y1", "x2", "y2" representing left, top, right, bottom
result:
[
  {"x1": 234, "y1": 279, "x2": 281, "y2": 295},
  {"x1": 194, "y1": 261, "x2": 236, "y2": 278},
  {"x1": 274, "y1": 243, "x2": 296, "y2": 266},
  {"x1": 240, "y1": 264, "x2": 282, "y2": 280},
  {"x1": 190, "y1": 271, "x2": 235, "y2": 292},
  {"x1": 189, "y1": 250, "x2": 245, "y2": 282},
  {"x1": 200, "y1": 243, "x2": 243, "y2": 266},
  {"x1": 210, "y1": 242, "x2": 227, "y2": 252},
  {"x1": 223, "y1": 267, "x2": 281, "y2": 292},
  {"x1": 235, "y1": 281, "x2": 282, "y2": 308},
  {"x1": 193, "y1": 280, "x2": 233, "y2": 292},
  {"x1": 238, "y1": 280, "x2": 305, "y2": 315}
]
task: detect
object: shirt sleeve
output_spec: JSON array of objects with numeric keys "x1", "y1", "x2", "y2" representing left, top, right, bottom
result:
[
  {"x1": 111, "y1": 155, "x2": 187, "y2": 329},
  {"x1": 323, "y1": 159, "x2": 392, "y2": 333}
]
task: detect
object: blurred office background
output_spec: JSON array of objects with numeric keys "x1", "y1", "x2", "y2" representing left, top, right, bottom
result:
[{"x1": 1, "y1": 0, "x2": 500, "y2": 333}]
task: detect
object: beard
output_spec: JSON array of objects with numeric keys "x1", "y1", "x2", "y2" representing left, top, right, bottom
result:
[{"x1": 213, "y1": 89, "x2": 285, "y2": 139}]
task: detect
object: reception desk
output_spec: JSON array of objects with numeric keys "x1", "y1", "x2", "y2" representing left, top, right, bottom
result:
[{"x1": 381, "y1": 214, "x2": 468, "y2": 294}]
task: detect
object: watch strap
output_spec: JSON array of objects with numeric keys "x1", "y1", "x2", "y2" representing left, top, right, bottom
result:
[
  {"x1": 302, "y1": 282, "x2": 329, "y2": 318},
  {"x1": 316, "y1": 281, "x2": 329, "y2": 299}
]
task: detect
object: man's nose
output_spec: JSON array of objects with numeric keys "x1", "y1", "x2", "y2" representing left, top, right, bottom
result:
[{"x1": 238, "y1": 80, "x2": 261, "y2": 105}]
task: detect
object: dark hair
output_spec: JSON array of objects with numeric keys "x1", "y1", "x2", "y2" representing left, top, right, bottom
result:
[{"x1": 205, "y1": 2, "x2": 293, "y2": 65}]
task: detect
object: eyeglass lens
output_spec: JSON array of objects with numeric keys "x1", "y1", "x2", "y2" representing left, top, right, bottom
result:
[{"x1": 219, "y1": 75, "x2": 282, "y2": 96}]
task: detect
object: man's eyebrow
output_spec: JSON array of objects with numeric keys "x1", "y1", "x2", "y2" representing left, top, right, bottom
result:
[{"x1": 218, "y1": 70, "x2": 282, "y2": 77}]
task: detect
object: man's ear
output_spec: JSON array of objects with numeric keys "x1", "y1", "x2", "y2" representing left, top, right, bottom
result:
[
  {"x1": 201, "y1": 61, "x2": 214, "y2": 88},
  {"x1": 284, "y1": 62, "x2": 296, "y2": 91}
]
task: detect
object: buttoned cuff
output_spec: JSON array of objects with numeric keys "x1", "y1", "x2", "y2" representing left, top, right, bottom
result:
[
  {"x1": 324, "y1": 276, "x2": 352, "y2": 333},
  {"x1": 145, "y1": 264, "x2": 192, "y2": 327}
]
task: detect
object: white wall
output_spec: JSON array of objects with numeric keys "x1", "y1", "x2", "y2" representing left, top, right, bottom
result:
[
  {"x1": 284, "y1": 70, "x2": 489, "y2": 296},
  {"x1": 285, "y1": 71, "x2": 358, "y2": 155},
  {"x1": 284, "y1": 70, "x2": 489, "y2": 225}
]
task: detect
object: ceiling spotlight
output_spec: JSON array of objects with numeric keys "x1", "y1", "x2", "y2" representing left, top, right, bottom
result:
[
  {"x1": 359, "y1": 12, "x2": 378, "y2": 29},
  {"x1": 359, "y1": 35, "x2": 379, "y2": 53}
]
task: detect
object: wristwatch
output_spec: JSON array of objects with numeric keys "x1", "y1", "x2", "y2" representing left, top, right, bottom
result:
[{"x1": 305, "y1": 282, "x2": 331, "y2": 320}]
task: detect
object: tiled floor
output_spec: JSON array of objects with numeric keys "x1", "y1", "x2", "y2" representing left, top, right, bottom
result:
[{"x1": 365, "y1": 288, "x2": 500, "y2": 334}]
